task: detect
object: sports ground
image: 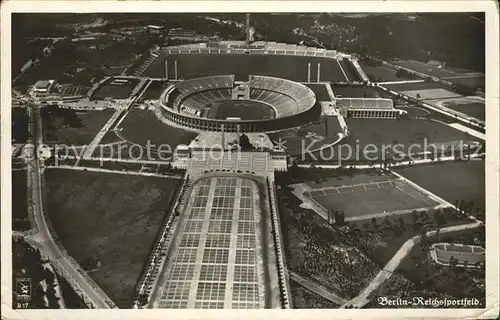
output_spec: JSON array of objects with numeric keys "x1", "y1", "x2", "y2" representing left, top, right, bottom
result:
[
  {"x1": 439, "y1": 98, "x2": 485, "y2": 121},
  {"x1": 144, "y1": 54, "x2": 349, "y2": 82},
  {"x1": 45, "y1": 169, "x2": 181, "y2": 308},
  {"x1": 302, "y1": 174, "x2": 438, "y2": 220},
  {"x1": 206, "y1": 100, "x2": 276, "y2": 120},
  {"x1": 89, "y1": 77, "x2": 140, "y2": 100},
  {"x1": 150, "y1": 176, "x2": 278, "y2": 309}
]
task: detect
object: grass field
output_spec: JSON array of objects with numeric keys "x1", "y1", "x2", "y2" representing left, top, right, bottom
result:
[
  {"x1": 207, "y1": 99, "x2": 276, "y2": 120},
  {"x1": 45, "y1": 169, "x2": 181, "y2": 308},
  {"x1": 305, "y1": 84, "x2": 331, "y2": 102},
  {"x1": 311, "y1": 117, "x2": 478, "y2": 162},
  {"x1": 269, "y1": 115, "x2": 343, "y2": 156},
  {"x1": 358, "y1": 63, "x2": 415, "y2": 82},
  {"x1": 118, "y1": 109, "x2": 198, "y2": 156},
  {"x1": 144, "y1": 54, "x2": 348, "y2": 82},
  {"x1": 90, "y1": 78, "x2": 140, "y2": 101},
  {"x1": 12, "y1": 108, "x2": 30, "y2": 144},
  {"x1": 12, "y1": 169, "x2": 30, "y2": 231},
  {"x1": 389, "y1": 60, "x2": 481, "y2": 79},
  {"x1": 384, "y1": 81, "x2": 451, "y2": 93},
  {"x1": 443, "y1": 76, "x2": 485, "y2": 90},
  {"x1": 139, "y1": 80, "x2": 171, "y2": 101},
  {"x1": 396, "y1": 161, "x2": 485, "y2": 211},
  {"x1": 331, "y1": 84, "x2": 391, "y2": 99},
  {"x1": 304, "y1": 174, "x2": 437, "y2": 219},
  {"x1": 41, "y1": 108, "x2": 113, "y2": 145},
  {"x1": 441, "y1": 100, "x2": 485, "y2": 121}
]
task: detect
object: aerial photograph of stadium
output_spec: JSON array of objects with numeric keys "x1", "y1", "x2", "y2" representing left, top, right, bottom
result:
[{"x1": 7, "y1": 11, "x2": 491, "y2": 312}]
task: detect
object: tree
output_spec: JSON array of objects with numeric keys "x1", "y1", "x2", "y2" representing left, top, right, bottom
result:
[
  {"x1": 371, "y1": 217, "x2": 378, "y2": 229},
  {"x1": 137, "y1": 293, "x2": 149, "y2": 307}
]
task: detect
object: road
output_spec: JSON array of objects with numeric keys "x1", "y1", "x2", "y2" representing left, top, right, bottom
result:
[
  {"x1": 25, "y1": 105, "x2": 114, "y2": 309},
  {"x1": 289, "y1": 272, "x2": 347, "y2": 305},
  {"x1": 341, "y1": 220, "x2": 483, "y2": 308}
]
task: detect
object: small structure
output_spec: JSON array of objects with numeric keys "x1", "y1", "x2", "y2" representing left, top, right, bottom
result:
[
  {"x1": 32, "y1": 80, "x2": 57, "y2": 96},
  {"x1": 147, "y1": 25, "x2": 164, "y2": 36}
]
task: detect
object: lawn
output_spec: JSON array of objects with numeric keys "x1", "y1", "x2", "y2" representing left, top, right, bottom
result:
[
  {"x1": 305, "y1": 84, "x2": 331, "y2": 102},
  {"x1": 207, "y1": 100, "x2": 275, "y2": 120},
  {"x1": 12, "y1": 108, "x2": 30, "y2": 144},
  {"x1": 41, "y1": 107, "x2": 113, "y2": 146},
  {"x1": 384, "y1": 81, "x2": 450, "y2": 92},
  {"x1": 12, "y1": 169, "x2": 30, "y2": 231},
  {"x1": 90, "y1": 78, "x2": 139, "y2": 101},
  {"x1": 310, "y1": 184, "x2": 435, "y2": 219},
  {"x1": 442, "y1": 101, "x2": 485, "y2": 121},
  {"x1": 358, "y1": 63, "x2": 415, "y2": 82},
  {"x1": 45, "y1": 169, "x2": 181, "y2": 308},
  {"x1": 396, "y1": 161, "x2": 485, "y2": 211},
  {"x1": 331, "y1": 84, "x2": 391, "y2": 99},
  {"x1": 118, "y1": 109, "x2": 198, "y2": 157},
  {"x1": 139, "y1": 80, "x2": 171, "y2": 101},
  {"x1": 269, "y1": 115, "x2": 343, "y2": 156},
  {"x1": 144, "y1": 53, "x2": 347, "y2": 82},
  {"x1": 310, "y1": 117, "x2": 479, "y2": 162}
]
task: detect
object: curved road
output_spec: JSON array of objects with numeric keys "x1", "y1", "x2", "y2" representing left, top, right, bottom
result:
[{"x1": 26, "y1": 105, "x2": 114, "y2": 309}]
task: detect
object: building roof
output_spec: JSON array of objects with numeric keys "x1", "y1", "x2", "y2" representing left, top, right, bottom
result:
[
  {"x1": 33, "y1": 80, "x2": 54, "y2": 89},
  {"x1": 147, "y1": 25, "x2": 164, "y2": 29}
]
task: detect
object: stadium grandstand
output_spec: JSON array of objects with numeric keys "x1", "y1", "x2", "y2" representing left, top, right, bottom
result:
[
  {"x1": 335, "y1": 98, "x2": 405, "y2": 119},
  {"x1": 430, "y1": 243, "x2": 485, "y2": 268},
  {"x1": 159, "y1": 75, "x2": 320, "y2": 133}
]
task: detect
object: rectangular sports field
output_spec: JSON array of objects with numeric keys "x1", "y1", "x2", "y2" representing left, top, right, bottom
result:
[
  {"x1": 357, "y1": 63, "x2": 416, "y2": 82},
  {"x1": 143, "y1": 54, "x2": 348, "y2": 82},
  {"x1": 389, "y1": 60, "x2": 481, "y2": 79},
  {"x1": 90, "y1": 78, "x2": 140, "y2": 100},
  {"x1": 441, "y1": 101, "x2": 485, "y2": 121},
  {"x1": 304, "y1": 177, "x2": 437, "y2": 219}
]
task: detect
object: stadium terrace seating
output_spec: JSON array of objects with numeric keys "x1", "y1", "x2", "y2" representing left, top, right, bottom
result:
[
  {"x1": 249, "y1": 76, "x2": 316, "y2": 117},
  {"x1": 174, "y1": 75, "x2": 235, "y2": 95},
  {"x1": 180, "y1": 89, "x2": 232, "y2": 112}
]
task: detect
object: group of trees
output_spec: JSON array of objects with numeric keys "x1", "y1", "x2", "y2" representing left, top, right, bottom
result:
[
  {"x1": 327, "y1": 209, "x2": 345, "y2": 226},
  {"x1": 12, "y1": 238, "x2": 66, "y2": 309}
]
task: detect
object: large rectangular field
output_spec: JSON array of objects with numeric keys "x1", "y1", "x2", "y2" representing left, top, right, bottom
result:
[
  {"x1": 389, "y1": 60, "x2": 483, "y2": 79},
  {"x1": 41, "y1": 107, "x2": 114, "y2": 145},
  {"x1": 310, "y1": 117, "x2": 479, "y2": 162},
  {"x1": 45, "y1": 169, "x2": 181, "y2": 308},
  {"x1": 117, "y1": 109, "x2": 198, "y2": 157},
  {"x1": 358, "y1": 63, "x2": 415, "y2": 82},
  {"x1": 150, "y1": 177, "x2": 276, "y2": 309},
  {"x1": 305, "y1": 84, "x2": 331, "y2": 102},
  {"x1": 90, "y1": 77, "x2": 140, "y2": 101},
  {"x1": 331, "y1": 84, "x2": 391, "y2": 99},
  {"x1": 303, "y1": 176, "x2": 437, "y2": 219},
  {"x1": 143, "y1": 53, "x2": 348, "y2": 82},
  {"x1": 396, "y1": 161, "x2": 485, "y2": 211}
]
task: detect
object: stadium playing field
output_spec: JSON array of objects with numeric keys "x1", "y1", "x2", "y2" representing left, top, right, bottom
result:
[
  {"x1": 90, "y1": 77, "x2": 140, "y2": 100},
  {"x1": 144, "y1": 54, "x2": 348, "y2": 82},
  {"x1": 303, "y1": 175, "x2": 438, "y2": 220},
  {"x1": 206, "y1": 100, "x2": 276, "y2": 120}
]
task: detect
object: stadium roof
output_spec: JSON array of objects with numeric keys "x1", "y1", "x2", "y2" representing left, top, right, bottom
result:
[{"x1": 33, "y1": 80, "x2": 54, "y2": 90}]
